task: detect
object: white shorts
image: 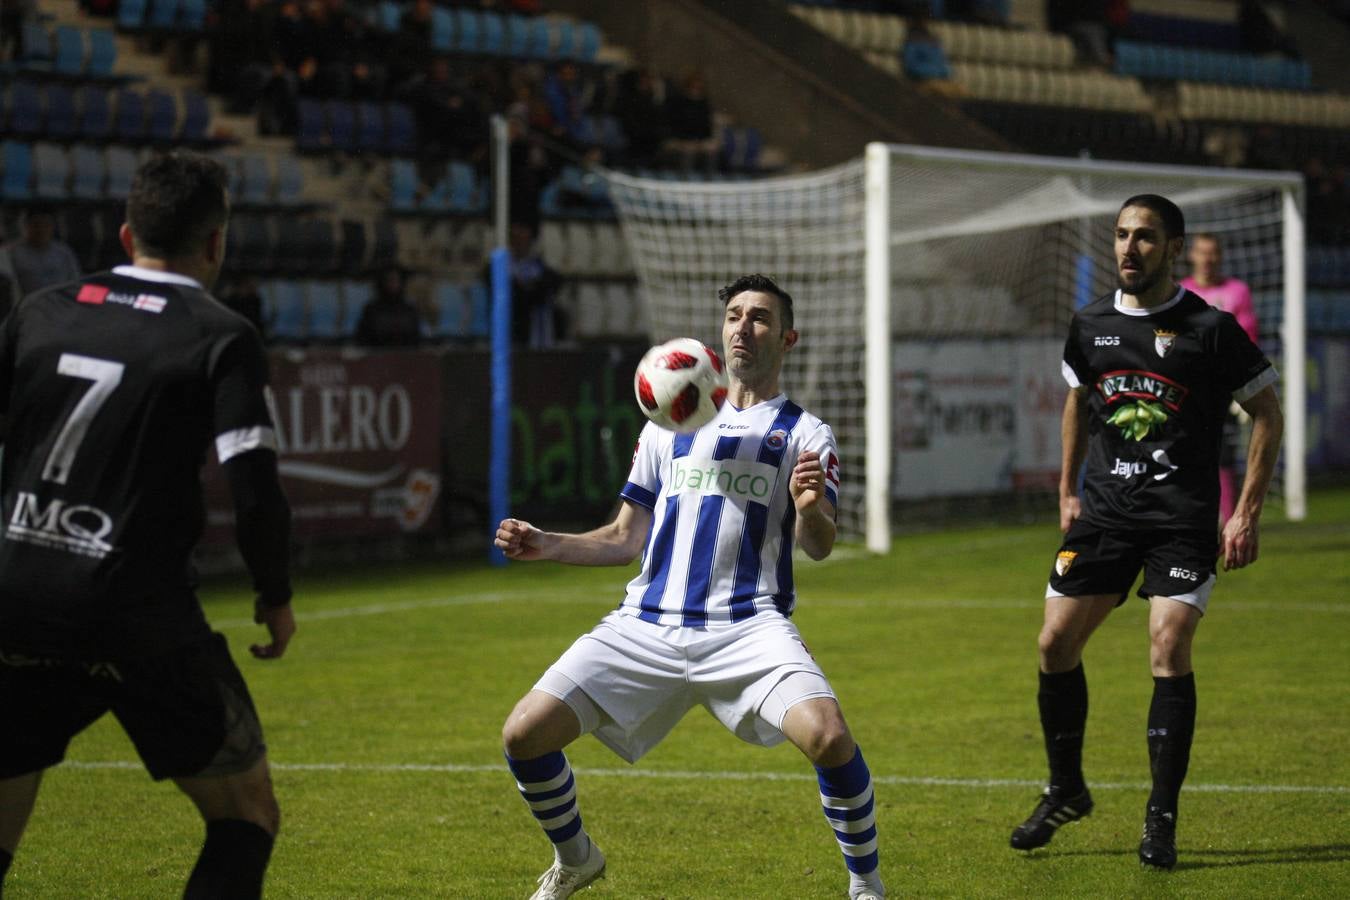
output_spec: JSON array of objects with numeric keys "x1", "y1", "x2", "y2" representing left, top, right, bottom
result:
[{"x1": 534, "y1": 610, "x2": 835, "y2": 764}]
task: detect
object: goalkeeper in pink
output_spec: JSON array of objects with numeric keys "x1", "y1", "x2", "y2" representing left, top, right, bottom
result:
[{"x1": 1180, "y1": 233, "x2": 1259, "y2": 527}]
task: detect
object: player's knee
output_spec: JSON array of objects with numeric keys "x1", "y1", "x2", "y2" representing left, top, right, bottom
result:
[
  {"x1": 804, "y1": 719, "x2": 855, "y2": 768},
  {"x1": 1037, "y1": 627, "x2": 1077, "y2": 670},
  {"x1": 501, "y1": 713, "x2": 543, "y2": 760},
  {"x1": 1149, "y1": 629, "x2": 1190, "y2": 675}
]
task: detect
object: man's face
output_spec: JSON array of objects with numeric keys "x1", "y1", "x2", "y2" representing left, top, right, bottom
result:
[
  {"x1": 1187, "y1": 236, "x2": 1221, "y2": 283},
  {"x1": 1115, "y1": 206, "x2": 1180, "y2": 296},
  {"x1": 722, "y1": 290, "x2": 795, "y2": 383}
]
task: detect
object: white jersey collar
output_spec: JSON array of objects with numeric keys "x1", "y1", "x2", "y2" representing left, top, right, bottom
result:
[
  {"x1": 1113, "y1": 285, "x2": 1186, "y2": 317},
  {"x1": 112, "y1": 265, "x2": 204, "y2": 290},
  {"x1": 727, "y1": 392, "x2": 786, "y2": 414}
]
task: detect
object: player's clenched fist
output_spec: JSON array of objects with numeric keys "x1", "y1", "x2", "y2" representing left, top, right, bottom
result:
[
  {"x1": 496, "y1": 518, "x2": 547, "y2": 561},
  {"x1": 790, "y1": 451, "x2": 824, "y2": 506}
]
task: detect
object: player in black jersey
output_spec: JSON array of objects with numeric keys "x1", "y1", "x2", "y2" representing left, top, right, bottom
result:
[
  {"x1": 0, "y1": 153, "x2": 294, "y2": 898},
  {"x1": 1009, "y1": 195, "x2": 1283, "y2": 869}
]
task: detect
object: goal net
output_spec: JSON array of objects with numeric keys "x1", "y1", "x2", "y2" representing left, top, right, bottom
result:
[{"x1": 604, "y1": 145, "x2": 1305, "y2": 549}]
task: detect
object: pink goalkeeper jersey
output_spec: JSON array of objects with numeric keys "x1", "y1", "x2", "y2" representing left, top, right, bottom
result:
[{"x1": 1179, "y1": 276, "x2": 1258, "y2": 343}]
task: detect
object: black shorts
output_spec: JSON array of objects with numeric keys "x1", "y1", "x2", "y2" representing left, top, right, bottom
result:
[
  {"x1": 1046, "y1": 520, "x2": 1218, "y2": 613},
  {"x1": 0, "y1": 632, "x2": 266, "y2": 780}
]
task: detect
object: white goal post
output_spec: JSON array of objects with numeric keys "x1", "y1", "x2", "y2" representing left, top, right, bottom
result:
[{"x1": 606, "y1": 144, "x2": 1306, "y2": 552}]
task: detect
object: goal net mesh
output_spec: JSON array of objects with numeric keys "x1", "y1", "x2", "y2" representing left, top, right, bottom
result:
[{"x1": 605, "y1": 148, "x2": 1290, "y2": 540}]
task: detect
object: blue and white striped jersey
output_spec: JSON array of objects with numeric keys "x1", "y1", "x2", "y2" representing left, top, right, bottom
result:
[{"x1": 618, "y1": 394, "x2": 839, "y2": 626}]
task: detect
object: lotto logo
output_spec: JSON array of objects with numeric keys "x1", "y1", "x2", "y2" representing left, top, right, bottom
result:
[
  {"x1": 1168, "y1": 567, "x2": 1200, "y2": 582},
  {"x1": 1094, "y1": 336, "x2": 1121, "y2": 346}
]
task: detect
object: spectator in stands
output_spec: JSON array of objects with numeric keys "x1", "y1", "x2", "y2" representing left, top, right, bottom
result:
[
  {"x1": 1046, "y1": 0, "x2": 1118, "y2": 67},
  {"x1": 506, "y1": 222, "x2": 563, "y2": 348},
  {"x1": 401, "y1": 58, "x2": 489, "y2": 178},
  {"x1": 543, "y1": 62, "x2": 593, "y2": 147},
  {"x1": 505, "y1": 112, "x2": 559, "y2": 233},
  {"x1": 1180, "y1": 234, "x2": 1258, "y2": 528},
  {"x1": 901, "y1": 15, "x2": 952, "y2": 83},
  {"x1": 664, "y1": 72, "x2": 717, "y2": 173},
  {"x1": 613, "y1": 69, "x2": 668, "y2": 167},
  {"x1": 0, "y1": 0, "x2": 35, "y2": 62},
  {"x1": 356, "y1": 266, "x2": 423, "y2": 347},
  {"x1": 2, "y1": 209, "x2": 82, "y2": 299},
  {"x1": 213, "y1": 0, "x2": 297, "y2": 134}
]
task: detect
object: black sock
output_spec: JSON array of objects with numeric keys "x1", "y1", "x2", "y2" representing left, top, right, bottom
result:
[
  {"x1": 1038, "y1": 663, "x2": 1088, "y2": 795},
  {"x1": 1147, "y1": 673, "x2": 1197, "y2": 816},
  {"x1": 183, "y1": 819, "x2": 275, "y2": 900}
]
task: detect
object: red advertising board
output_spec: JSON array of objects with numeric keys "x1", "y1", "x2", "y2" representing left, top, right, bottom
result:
[{"x1": 201, "y1": 348, "x2": 445, "y2": 546}]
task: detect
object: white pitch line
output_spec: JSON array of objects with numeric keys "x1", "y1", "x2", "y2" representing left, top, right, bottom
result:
[
  {"x1": 208, "y1": 592, "x2": 1348, "y2": 629},
  {"x1": 60, "y1": 760, "x2": 1350, "y2": 796}
]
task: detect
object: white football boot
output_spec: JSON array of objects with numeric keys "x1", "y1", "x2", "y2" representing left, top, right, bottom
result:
[{"x1": 528, "y1": 841, "x2": 606, "y2": 900}]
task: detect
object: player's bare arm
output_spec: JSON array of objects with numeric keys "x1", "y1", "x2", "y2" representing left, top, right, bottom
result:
[
  {"x1": 1221, "y1": 384, "x2": 1283, "y2": 571},
  {"x1": 496, "y1": 500, "x2": 654, "y2": 566},
  {"x1": 1058, "y1": 387, "x2": 1089, "y2": 532},
  {"x1": 791, "y1": 451, "x2": 836, "y2": 560},
  {"x1": 252, "y1": 604, "x2": 296, "y2": 660}
]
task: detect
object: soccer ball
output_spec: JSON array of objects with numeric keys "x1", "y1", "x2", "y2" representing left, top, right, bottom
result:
[{"x1": 633, "y1": 338, "x2": 729, "y2": 432}]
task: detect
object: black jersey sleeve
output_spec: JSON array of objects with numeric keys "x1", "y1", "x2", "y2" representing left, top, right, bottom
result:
[
  {"x1": 1061, "y1": 315, "x2": 1091, "y2": 387},
  {"x1": 1213, "y1": 312, "x2": 1276, "y2": 402},
  {"x1": 209, "y1": 323, "x2": 278, "y2": 462}
]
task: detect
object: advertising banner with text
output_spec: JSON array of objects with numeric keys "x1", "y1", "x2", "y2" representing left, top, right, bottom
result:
[{"x1": 202, "y1": 348, "x2": 444, "y2": 545}]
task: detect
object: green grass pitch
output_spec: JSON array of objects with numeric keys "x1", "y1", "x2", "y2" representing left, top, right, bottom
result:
[{"x1": 7, "y1": 490, "x2": 1349, "y2": 898}]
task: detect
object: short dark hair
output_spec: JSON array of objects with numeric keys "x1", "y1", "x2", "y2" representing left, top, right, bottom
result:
[
  {"x1": 718, "y1": 273, "x2": 794, "y2": 331},
  {"x1": 126, "y1": 152, "x2": 230, "y2": 259},
  {"x1": 1119, "y1": 193, "x2": 1185, "y2": 241}
]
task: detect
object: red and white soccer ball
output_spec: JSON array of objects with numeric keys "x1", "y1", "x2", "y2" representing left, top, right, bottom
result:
[{"x1": 633, "y1": 337, "x2": 729, "y2": 432}]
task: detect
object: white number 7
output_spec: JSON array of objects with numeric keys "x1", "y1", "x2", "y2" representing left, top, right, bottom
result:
[{"x1": 42, "y1": 353, "x2": 125, "y2": 485}]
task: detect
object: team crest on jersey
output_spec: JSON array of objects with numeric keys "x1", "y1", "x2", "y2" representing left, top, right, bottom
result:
[
  {"x1": 1055, "y1": 550, "x2": 1078, "y2": 576},
  {"x1": 1154, "y1": 328, "x2": 1177, "y2": 357},
  {"x1": 765, "y1": 429, "x2": 788, "y2": 450}
]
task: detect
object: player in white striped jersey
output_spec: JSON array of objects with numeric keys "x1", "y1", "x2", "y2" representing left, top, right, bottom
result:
[{"x1": 496, "y1": 275, "x2": 885, "y2": 900}]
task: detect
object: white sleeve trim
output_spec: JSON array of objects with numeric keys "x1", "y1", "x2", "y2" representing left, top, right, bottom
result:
[
  {"x1": 1232, "y1": 365, "x2": 1278, "y2": 404},
  {"x1": 216, "y1": 426, "x2": 278, "y2": 463},
  {"x1": 1061, "y1": 360, "x2": 1082, "y2": 388}
]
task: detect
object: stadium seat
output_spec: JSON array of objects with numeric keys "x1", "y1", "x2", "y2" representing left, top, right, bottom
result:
[
  {"x1": 264, "y1": 280, "x2": 308, "y2": 341},
  {"x1": 45, "y1": 86, "x2": 78, "y2": 140},
  {"x1": 527, "y1": 17, "x2": 552, "y2": 58},
  {"x1": 296, "y1": 99, "x2": 325, "y2": 152},
  {"x1": 389, "y1": 159, "x2": 418, "y2": 212},
  {"x1": 7, "y1": 83, "x2": 44, "y2": 138},
  {"x1": 274, "y1": 155, "x2": 304, "y2": 206},
  {"x1": 18, "y1": 22, "x2": 52, "y2": 69},
  {"x1": 1, "y1": 141, "x2": 34, "y2": 201},
  {"x1": 453, "y1": 9, "x2": 482, "y2": 53},
  {"x1": 539, "y1": 222, "x2": 570, "y2": 274},
  {"x1": 69, "y1": 144, "x2": 106, "y2": 199},
  {"x1": 179, "y1": 0, "x2": 206, "y2": 30},
  {"x1": 301, "y1": 218, "x2": 336, "y2": 273},
  {"x1": 306, "y1": 280, "x2": 343, "y2": 340},
  {"x1": 480, "y1": 12, "x2": 505, "y2": 55},
  {"x1": 551, "y1": 20, "x2": 575, "y2": 60},
  {"x1": 53, "y1": 26, "x2": 86, "y2": 76},
  {"x1": 118, "y1": 0, "x2": 148, "y2": 30},
  {"x1": 339, "y1": 279, "x2": 371, "y2": 336},
  {"x1": 86, "y1": 29, "x2": 117, "y2": 78},
  {"x1": 180, "y1": 90, "x2": 210, "y2": 144},
  {"x1": 146, "y1": 89, "x2": 178, "y2": 142},
  {"x1": 338, "y1": 220, "x2": 368, "y2": 274},
  {"x1": 356, "y1": 101, "x2": 384, "y2": 152},
  {"x1": 229, "y1": 214, "x2": 273, "y2": 272},
  {"x1": 446, "y1": 161, "x2": 480, "y2": 213},
  {"x1": 506, "y1": 14, "x2": 530, "y2": 57},
  {"x1": 433, "y1": 281, "x2": 468, "y2": 338},
  {"x1": 105, "y1": 145, "x2": 139, "y2": 198},
  {"x1": 326, "y1": 101, "x2": 357, "y2": 153},
  {"x1": 466, "y1": 281, "x2": 490, "y2": 337},
  {"x1": 239, "y1": 154, "x2": 272, "y2": 205},
  {"x1": 114, "y1": 88, "x2": 147, "y2": 142},
  {"x1": 385, "y1": 102, "x2": 416, "y2": 155},
  {"x1": 33, "y1": 143, "x2": 70, "y2": 200},
  {"x1": 374, "y1": 1, "x2": 401, "y2": 34},
  {"x1": 370, "y1": 219, "x2": 398, "y2": 268},
  {"x1": 575, "y1": 22, "x2": 601, "y2": 62},
  {"x1": 431, "y1": 7, "x2": 454, "y2": 53},
  {"x1": 147, "y1": 0, "x2": 180, "y2": 31}
]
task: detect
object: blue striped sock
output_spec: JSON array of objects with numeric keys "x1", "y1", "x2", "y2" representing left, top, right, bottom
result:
[
  {"x1": 817, "y1": 746, "x2": 882, "y2": 894},
  {"x1": 506, "y1": 751, "x2": 591, "y2": 866}
]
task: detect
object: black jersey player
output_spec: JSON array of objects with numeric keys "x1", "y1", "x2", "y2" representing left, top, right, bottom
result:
[
  {"x1": 1009, "y1": 195, "x2": 1283, "y2": 869},
  {"x1": 0, "y1": 153, "x2": 294, "y2": 898}
]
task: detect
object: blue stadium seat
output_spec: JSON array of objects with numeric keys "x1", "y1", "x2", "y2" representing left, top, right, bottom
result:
[
  {"x1": 453, "y1": 9, "x2": 482, "y2": 53},
  {"x1": 228, "y1": 214, "x2": 272, "y2": 272},
  {"x1": 384, "y1": 102, "x2": 415, "y2": 155},
  {"x1": 7, "y1": 83, "x2": 44, "y2": 138},
  {"x1": 105, "y1": 145, "x2": 138, "y2": 198},
  {"x1": 551, "y1": 20, "x2": 575, "y2": 60},
  {"x1": 33, "y1": 143, "x2": 70, "y2": 200},
  {"x1": 296, "y1": 98, "x2": 325, "y2": 152},
  {"x1": 76, "y1": 86, "x2": 113, "y2": 140},
  {"x1": 180, "y1": 90, "x2": 210, "y2": 143},
  {"x1": 480, "y1": 12, "x2": 505, "y2": 55},
  {"x1": 306, "y1": 280, "x2": 343, "y2": 340},
  {"x1": 374, "y1": 0, "x2": 401, "y2": 33},
  {"x1": 86, "y1": 29, "x2": 117, "y2": 77},
  {"x1": 326, "y1": 101, "x2": 357, "y2": 153},
  {"x1": 239, "y1": 154, "x2": 272, "y2": 205},
  {"x1": 356, "y1": 101, "x2": 384, "y2": 152},
  {"x1": 264, "y1": 280, "x2": 308, "y2": 342},
  {"x1": 45, "y1": 85, "x2": 78, "y2": 140},
  {"x1": 431, "y1": 7, "x2": 454, "y2": 53},
  {"x1": 146, "y1": 89, "x2": 178, "y2": 142},
  {"x1": 19, "y1": 22, "x2": 53, "y2": 69},
  {"x1": 527, "y1": 17, "x2": 552, "y2": 58},
  {"x1": 274, "y1": 155, "x2": 304, "y2": 206},
  {"x1": 467, "y1": 281, "x2": 490, "y2": 337},
  {"x1": 505, "y1": 14, "x2": 530, "y2": 57},
  {"x1": 389, "y1": 159, "x2": 418, "y2": 212},
  {"x1": 179, "y1": 0, "x2": 206, "y2": 31},
  {"x1": 420, "y1": 168, "x2": 450, "y2": 212},
  {"x1": 114, "y1": 88, "x2": 147, "y2": 142},
  {"x1": 447, "y1": 161, "x2": 481, "y2": 213},
  {"x1": 339, "y1": 279, "x2": 371, "y2": 335},
  {"x1": 433, "y1": 281, "x2": 468, "y2": 338},
  {"x1": 69, "y1": 144, "x2": 106, "y2": 199},
  {"x1": 1, "y1": 141, "x2": 34, "y2": 201},
  {"x1": 574, "y1": 22, "x2": 600, "y2": 62},
  {"x1": 53, "y1": 26, "x2": 86, "y2": 76},
  {"x1": 118, "y1": 0, "x2": 148, "y2": 30},
  {"x1": 147, "y1": 0, "x2": 180, "y2": 31}
]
